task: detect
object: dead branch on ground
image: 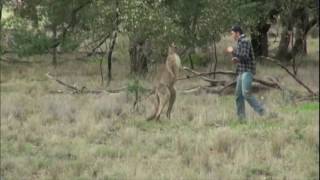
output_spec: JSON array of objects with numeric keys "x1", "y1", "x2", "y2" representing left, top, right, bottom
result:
[
  {"x1": 46, "y1": 72, "x2": 127, "y2": 94},
  {"x1": 261, "y1": 56, "x2": 317, "y2": 95},
  {"x1": 182, "y1": 67, "x2": 281, "y2": 90}
]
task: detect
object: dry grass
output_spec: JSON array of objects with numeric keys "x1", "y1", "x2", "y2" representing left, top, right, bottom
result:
[{"x1": 1, "y1": 36, "x2": 319, "y2": 180}]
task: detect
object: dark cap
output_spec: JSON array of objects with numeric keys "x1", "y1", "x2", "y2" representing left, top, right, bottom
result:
[{"x1": 231, "y1": 25, "x2": 243, "y2": 34}]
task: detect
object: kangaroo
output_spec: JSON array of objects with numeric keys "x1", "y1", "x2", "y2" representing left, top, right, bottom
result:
[{"x1": 146, "y1": 42, "x2": 181, "y2": 121}]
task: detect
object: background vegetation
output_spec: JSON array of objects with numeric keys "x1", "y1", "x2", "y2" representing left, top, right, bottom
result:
[{"x1": 0, "y1": 0, "x2": 319, "y2": 179}]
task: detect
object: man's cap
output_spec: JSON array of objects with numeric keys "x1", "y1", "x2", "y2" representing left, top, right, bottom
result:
[{"x1": 231, "y1": 25, "x2": 243, "y2": 34}]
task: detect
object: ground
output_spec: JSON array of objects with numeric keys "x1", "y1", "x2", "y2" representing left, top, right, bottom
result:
[{"x1": 0, "y1": 36, "x2": 319, "y2": 180}]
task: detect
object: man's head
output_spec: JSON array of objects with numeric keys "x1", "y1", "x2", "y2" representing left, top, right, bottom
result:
[{"x1": 231, "y1": 25, "x2": 243, "y2": 41}]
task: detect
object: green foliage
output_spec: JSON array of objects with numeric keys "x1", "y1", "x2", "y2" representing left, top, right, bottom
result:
[
  {"x1": 310, "y1": 26, "x2": 319, "y2": 38},
  {"x1": 2, "y1": 0, "x2": 318, "y2": 64},
  {"x1": 60, "y1": 36, "x2": 81, "y2": 52},
  {"x1": 299, "y1": 103, "x2": 319, "y2": 111},
  {"x1": 3, "y1": 16, "x2": 50, "y2": 56},
  {"x1": 188, "y1": 53, "x2": 209, "y2": 66},
  {"x1": 227, "y1": 0, "x2": 277, "y2": 31},
  {"x1": 12, "y1": 30, "x2": 51, "y2": 57},
  {"x1": 3, "y1": 0, "x2": 100, "y2": 57},
  {"x1": 127, "y1": 79, "x2": 147, "y2": 95},
  {"x1": 284, "y1": 102, "x2": 320, "y2": 113}
]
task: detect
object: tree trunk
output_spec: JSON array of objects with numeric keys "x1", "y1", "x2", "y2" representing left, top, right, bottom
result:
[
  {"x1": 188, "y1": 53, "x2": 194, "y2": 70},
  {"x1": 129, "y1": 37, "x2": 150, "y2": 75},
  {"x1": 276, "y1": 13, "x2": 295, "y2": 61},
  {"x1": 291, "y1": 9, "x2": 318, "y2": 57},
  {"x1": 291, "y1": 27, "x2": 305, "y2": 57},
  {"x1": 291, "y1": 8, "x2": 309, "y2": 57},
  {"x1": 106, "y1": 31, "x2": 117, "y2": 85},
  {"x1": 276, "y1": 26, "x2": 292, "y2": 60},
  {"x1": 106, "y1": 1, "x2": 120, "y2": 85},
  {"x1": 0, "y1": 0, "x2": 3, "y2": 58},
  {"x1": 212, "y1": 37, "x2": 218, "y2": 79},
  {"x1": 52, "y1": 25, "x2": 57, "y2": 67},
  {"x1": 251, "y1": 23, "x2": 270, "y2": 57}
]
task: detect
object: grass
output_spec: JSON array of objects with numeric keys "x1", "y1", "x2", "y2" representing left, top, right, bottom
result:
[{"x1": 1, "y1": 36, "x2": 319, "y2": 180}]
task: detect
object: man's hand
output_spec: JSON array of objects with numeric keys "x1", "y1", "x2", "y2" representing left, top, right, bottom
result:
[
  {"x1": 226, "y1": 46, "x2": 234, "y2": 53},
  {"x1": 231, "y1": 57, "x2": 240, "y2": 64}
]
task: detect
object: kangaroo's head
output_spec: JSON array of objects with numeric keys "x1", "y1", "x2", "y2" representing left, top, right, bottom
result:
[{"x1": 168, "y1": 42, "x2": 177, "y2": 55}]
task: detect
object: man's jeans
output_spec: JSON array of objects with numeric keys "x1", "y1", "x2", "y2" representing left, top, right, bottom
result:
[{"x1": 235, "y1": 72, "x2": 264, "y2": 120}]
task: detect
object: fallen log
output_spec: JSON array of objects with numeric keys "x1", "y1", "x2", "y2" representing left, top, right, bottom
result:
[
  {"x1": 46, "y1": 73, "x2": 80, "y2": 92},
  {"x1": 217, "y1": 80, "x2": 237, "y2": 94},
  {"x1": 180, "y1": 81, "x2": 271, "y2": 95},
  {"x1": 182, "y1": 67, "x2": 281, "y2": 90},
  {"x1": 46, "y1": 72, "x2": 127, "y2": 94},
  {"x1": 180, "y1": 67, "x2": 235, "y2": 80}
]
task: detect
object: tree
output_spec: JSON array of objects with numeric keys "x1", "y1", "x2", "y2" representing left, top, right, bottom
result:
[
  {"x1": 6, "y1": 0, "x2": 92, "y2": 65},
  {"x1": 276, "y1": 0, "x2": 318, "y2": 60},
  {"x1": 163, "y1": 0, "x2": 208, "y2": 69},
  {"x1": 122, "y1": 0, "x2": 177, "y2": 75},
  {"x1": 196, "y1": 0, "x2": 234, "y2": 76},
  {"x1": 0, "y1": 0, "x2": 3, "y2": 58},
  {"x1": 229, "y1": 0, "x2": 280, "y2": 57}
]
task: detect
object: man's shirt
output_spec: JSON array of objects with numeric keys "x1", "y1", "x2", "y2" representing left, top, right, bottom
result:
[{"x1": 232, "y1": 34, "x2": 256, "y2": 75}]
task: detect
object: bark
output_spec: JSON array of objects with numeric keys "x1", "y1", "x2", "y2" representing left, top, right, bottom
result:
[
  {"x1": 129, "y1": 37, "x2": 150, "y2": 75},
  {"x1": 100, "y1": 44, "x2": 104, "y2": 85},
  {"x1": 276, "y1": 13, "x2": 294, "y2": 61},
  {"x1": 0, "y1": 0, "x2": 3, "y2": 59},
  {"x1": 292, "y1": 16, "x2": 318, "y2": 57},
  {"x1": 277, "y1": 8, "x2": 317, "y2": 60},
  {"x1": 251, "y1": 23, "x2": 270, "y2": 57},
  {"x1": 46, "y1": 73, "x2": 128, "y2": 94},
  {"x1": 182, "y1": 67, "x2": 281, "y2": 89},
  {"x1": 52, "y1": 25, "x2": 57, "y2": 67},
  {"x1": 0, "y1": 0, "x2": 2, "y2": 59},
  {"x1": 291, "y1": 8, "x2": 309, "y2": 57},
  {"x1": 87, "y1": 33, "x2": 110, "y2": 57},
  {"x1": 276, "y1": 26, "x2": 292, "y2": 60},
  {"x1": 107, "y1": 31, "x2": 117, "y2": 85},
  {"x1": 188, "y1": 52, "x2": 194, "y2": 69},
  {"x1": 106, "y1": 2, "x2": 120, "y2": 85},
  {"x1": 212, "y1": 37, "x2": 218, "y2": 79},
  {"x1": 208, "y1": 43, "x2": 213, "y2": 75},
  {"x1": 178, "y1": 67, "x2": 235, "y2": 80}
]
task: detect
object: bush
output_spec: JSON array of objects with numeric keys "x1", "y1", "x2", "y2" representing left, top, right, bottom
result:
[
  {"x1": 11, "y1": 29, "x2": 52, "y2": 57},
  {"x1": 182, "y1": 53, "x2": 210, "y2": 67}
]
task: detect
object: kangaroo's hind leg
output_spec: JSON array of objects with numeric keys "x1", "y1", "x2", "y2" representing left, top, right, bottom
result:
[
  {"x1": 146, "y1": 92, "x2": 160, "y2": 121},
  {"x1": 155, "y1": 86, "x2": 170, "y2": 121},
  {"x1": 166, "y1": 86, "x2": 176, "y2": 119}
]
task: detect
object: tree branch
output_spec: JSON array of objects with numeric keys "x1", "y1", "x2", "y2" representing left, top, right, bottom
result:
[
  {"x1": 87, "y1": 33, "x2": 111, "y2": 57},
  {"x1": 46, "y1": 72, "x2": 127, "y2": 94},
  {"x1": 181, "y1": 66, "x2": 281, "y2": 89},
  {"x1": 180, "y1": 66, "x2": 235, "y2": 81},
  {"x1": 261, "y1": 56, "x2": 316, "y2": 95},
  {"x1": 46, "y1": 73, "x2": 80, "y2": 92},
  {"x1": 304, "y1": 17, "x2": 318, "y2": 36},
  {"x1": 50, "y1": 0, "x2": 93, "y2": 49}
]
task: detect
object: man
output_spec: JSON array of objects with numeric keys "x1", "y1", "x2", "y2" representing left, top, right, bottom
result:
[{"x1": 226, "y1": 25, "x2": 265, "y2": 121}]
